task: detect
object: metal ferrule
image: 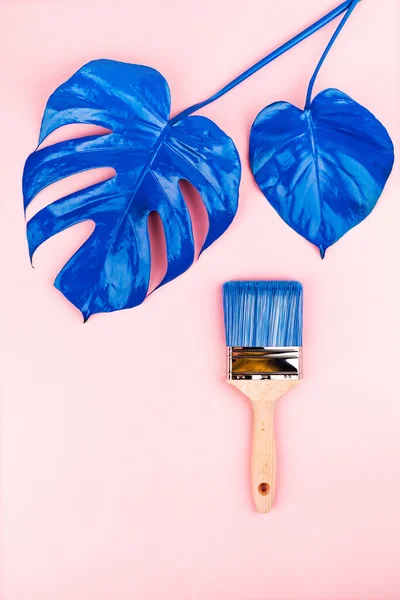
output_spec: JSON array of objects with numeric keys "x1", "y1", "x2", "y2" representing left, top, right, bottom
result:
[{"x1": 227, "y1": 347, "x2": 302, "y2": 380}]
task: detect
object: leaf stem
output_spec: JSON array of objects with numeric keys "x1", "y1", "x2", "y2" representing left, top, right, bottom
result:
[
  {"x1": 170, "y1": 0, "x2": 355, "y2": 124},
  {"x1": 305, "y1": 0, "x2": 362, "y2": 108}
]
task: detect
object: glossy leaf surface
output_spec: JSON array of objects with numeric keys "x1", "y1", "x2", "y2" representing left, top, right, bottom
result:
[
  {"x1": 23, "y1": 59, "x2": 241, "y2": 319},
  {"x1": 250, "y1": 88, "x2": 394, "y2": 256}
]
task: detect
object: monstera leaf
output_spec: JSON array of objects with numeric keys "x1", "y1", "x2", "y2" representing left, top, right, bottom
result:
[
  {"x1": 250, "y1": 90, "x2": 394, "y2": 258},
  {"x1": 23, "y1": 59, "x2": 241, "y2": 320}
]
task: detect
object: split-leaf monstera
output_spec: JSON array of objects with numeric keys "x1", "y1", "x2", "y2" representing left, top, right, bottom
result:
[
  {"x1": 23, "y1": 59, "x2": 241, "y2": 320},
  {"x1": 23, "y1": 0, "x2": 395, "y2": 320}
]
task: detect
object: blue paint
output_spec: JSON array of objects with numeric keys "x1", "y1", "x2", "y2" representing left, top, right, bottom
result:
[
  {"x1": 223, "y1": 281, "x2": 303, "y2": 348},
  {"x1": 22, "y1": 0, "x2": 395, "y2": 322},
  {"x1": 23, "y1": 60, "x2": 241, "y2": 320},
  {"x1": 250, "y1": 0, "x2": 393, "y2": 256},
  {"x1": 250, "y1": 89, "x2": 394, "y2": 257}
]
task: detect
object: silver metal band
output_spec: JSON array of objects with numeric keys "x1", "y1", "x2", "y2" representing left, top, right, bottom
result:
[{"x1": 227, "y1": 347, "x2": 302, "y2": 380}]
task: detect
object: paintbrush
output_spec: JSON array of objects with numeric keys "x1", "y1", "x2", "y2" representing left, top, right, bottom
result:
[{"x1": 223, "y1": 281, "x2": 303, "y2": 513}]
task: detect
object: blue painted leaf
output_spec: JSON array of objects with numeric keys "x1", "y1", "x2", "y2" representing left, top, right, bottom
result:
[
  {"x1": 249, "y1": 88, "x2": 394, "y2": 257},
  {"x1": 23, "y1": 59, "x2": 241, "y2": 320}
]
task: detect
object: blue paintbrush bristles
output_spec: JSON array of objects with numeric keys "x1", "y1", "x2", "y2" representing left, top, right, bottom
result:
[{"x1": 223, "y1": 281, "x2": 303, "y2": 347}]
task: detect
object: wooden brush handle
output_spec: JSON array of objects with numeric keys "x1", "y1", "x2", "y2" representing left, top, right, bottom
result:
[
  {"x1": 252, "y1": 399, "x2": 275, "y2": 513},
  {"x1": 229, "y1": 379, "x2": 299, "y2": 513}
]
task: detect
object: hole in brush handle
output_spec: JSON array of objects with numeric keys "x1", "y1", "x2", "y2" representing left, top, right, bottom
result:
[{"x1": 258, "y1": 482, "x2": 270, "y2": 496}]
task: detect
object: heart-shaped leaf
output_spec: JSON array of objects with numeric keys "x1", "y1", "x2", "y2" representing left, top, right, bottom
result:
[
  {"x1": 249, "y1": 88, "x2": 394, "y2": 257},
  {"x1": 23, "y1": 59, "x2": 241, "y2": 320}
]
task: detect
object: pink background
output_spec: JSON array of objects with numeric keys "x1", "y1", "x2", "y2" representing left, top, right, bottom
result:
[{"x1": 1, "y1": 0, "x2": 400, "y2": 598}]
